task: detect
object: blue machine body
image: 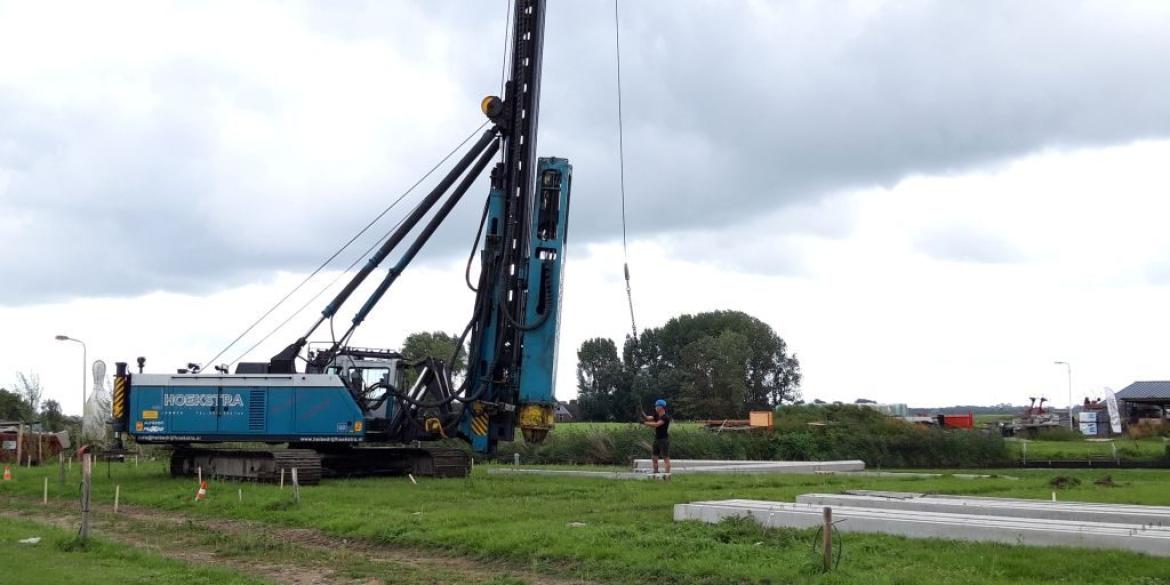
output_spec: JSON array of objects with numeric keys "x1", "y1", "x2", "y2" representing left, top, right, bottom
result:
[
  {"x1": 127, "y1": 373, "x2": 366, "y2": 444},
  {"x1": 517, "y1": 157, "x2": 571, "y2": 404}
]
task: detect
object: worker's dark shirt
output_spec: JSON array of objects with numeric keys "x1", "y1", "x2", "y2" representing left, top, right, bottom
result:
[{"x1": 654, "y1": 413, "x2": 671, "y2": 439}]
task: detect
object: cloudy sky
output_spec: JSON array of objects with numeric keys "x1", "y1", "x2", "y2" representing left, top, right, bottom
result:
[{"x1": 3, "y1": 0, "x2": 1170, "y2": 416}]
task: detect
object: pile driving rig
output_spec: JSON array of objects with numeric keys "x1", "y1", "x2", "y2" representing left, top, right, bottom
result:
[{"x1": 108, "y1": 0, "x2": 570, "y2": 482}]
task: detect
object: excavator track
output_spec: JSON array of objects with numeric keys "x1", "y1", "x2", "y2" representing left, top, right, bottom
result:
[
  {"x1": 170, "y1": 446, "x2": 470, "y2": 483},
  {"x1": 170, "y1": 448, "x2": 323, "y2": 485},
  {"x1": 316, "y1": 446, "x2": 471, "y2": 478}
]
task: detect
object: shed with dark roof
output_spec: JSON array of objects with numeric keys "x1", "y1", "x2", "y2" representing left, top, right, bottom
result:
[{"x1": 1115, "y1": 381, "x2": 1170, "y2": 426}]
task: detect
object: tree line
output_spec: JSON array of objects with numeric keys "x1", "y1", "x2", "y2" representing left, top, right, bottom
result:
[
  {"x1": 0, "y1": 372, "x2": 70, "y2": 431},
  {"x1": 575, "y1": 310, "x2": 801, "y2": 421}
]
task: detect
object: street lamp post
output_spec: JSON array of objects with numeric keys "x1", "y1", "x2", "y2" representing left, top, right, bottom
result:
[
  {"x1": 55, "y1": 335, "x2": 87, "y2": 413},
  {"x1": 1054, "y1": 360, "x2": 1072, "y2": 430}
]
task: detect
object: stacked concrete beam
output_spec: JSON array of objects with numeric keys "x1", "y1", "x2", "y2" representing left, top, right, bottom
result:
[
  {"x1": 797, "y1": 491, "x2": 1170, "y2": 526},
  {"x1": 632, "y1": 459, "x2": 864, "y2": 474},
  {"x1": 674, "y1": 499, "x2": 1170, "y2": 556}
]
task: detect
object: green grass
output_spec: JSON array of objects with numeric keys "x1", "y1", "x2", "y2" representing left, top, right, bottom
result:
[
  {"x1": 4, "y1": 461, "x2": 1170, "y2": 584},
  {"x1": 974, "y1": 414, "x2": 1014, "y2": 425},
  {"x1": 1009, "y1": 437, "x2": 1168, "y2": 461},
  {"x1": 0, "y1": 514, "x2": 268, "y2": 585}
]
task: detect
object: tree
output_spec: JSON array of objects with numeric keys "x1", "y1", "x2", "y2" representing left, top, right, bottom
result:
[
  {"x1": 0, "y1": 388, "x2": 33, "y2": 421},
  {"x1": 14, "y1": 372, "x2": 42, "y2": 415},
  {"x1": 575, "y1": 338, "x2": 625, "y2": 420},
  {"x1": 676, "y1": 331, "x2": 751, "y2": 419},
  {"x1": 401, "y1": 331, "x2": 467, "y2": 387},
  {"x1": 622, "y1": 310, "x2": 801, "y2": 418},
  {"x1": 41, "y1": 399, "x2": 65, "y2": 432}
]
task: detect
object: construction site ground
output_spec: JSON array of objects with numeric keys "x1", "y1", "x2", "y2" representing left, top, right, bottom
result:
[{"x1": 2, "y1": 464, "x2": 1170, "y2": 584}]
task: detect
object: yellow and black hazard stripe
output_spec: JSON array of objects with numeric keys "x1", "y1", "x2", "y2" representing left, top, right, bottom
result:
[
  {"x1": 470, "y1": 414, "x2": 489, "y2": 436},
  {"x1": 112, "y1": 375, "x2": 127, "y2": 419}
]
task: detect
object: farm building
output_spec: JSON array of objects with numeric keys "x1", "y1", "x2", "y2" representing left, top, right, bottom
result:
[
  {"x1": 1114, "y1": 381, "x2": 1170, "y2": 428},
  {"x1": 554, "y1": 402, "x2": 575, "y2": 422}
]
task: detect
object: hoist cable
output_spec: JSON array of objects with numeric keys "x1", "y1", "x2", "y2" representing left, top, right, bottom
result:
[
  {"x1": 614, "y1": 0, "x2": 639, "y2": 342},
  {"x1": 212, "y1": 121, "x2": 489, "y2": 368}
]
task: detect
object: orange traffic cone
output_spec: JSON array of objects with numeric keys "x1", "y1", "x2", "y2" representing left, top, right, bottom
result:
[
  {"x1": 195, "y1": 480, "x2": 207, "y2": 501},
  {"x1": 2, "y1": 465, "x2": 11, "y2": 481}
]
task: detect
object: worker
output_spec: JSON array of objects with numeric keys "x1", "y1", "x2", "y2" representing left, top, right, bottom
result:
[{"x1": 643, "y1": 398, "x2": 671, "y2": 476}]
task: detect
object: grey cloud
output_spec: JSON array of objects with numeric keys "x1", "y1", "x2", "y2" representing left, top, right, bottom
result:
[{"x1": 3, "y1": 1, "x2": 1170, "y2": 305}]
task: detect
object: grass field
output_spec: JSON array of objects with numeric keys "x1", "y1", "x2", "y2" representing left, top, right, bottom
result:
[
  {"x1": 974, "y1": 414, "x2": 1014, "y2": 424},
  {"x1": 1008, "y1": 437, "x2": 1168, "y2": 461},
  {"x1": 3, "y1": 461, "x2": 1170, "y2": 584},
  {"x1": 0, "y1": 513, "x2": 266, "y2": 585}
]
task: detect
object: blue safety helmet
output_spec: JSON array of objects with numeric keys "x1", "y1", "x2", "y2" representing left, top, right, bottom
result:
[{"x1": 655, "y1": 399, "x2": 667, "y2": 408}]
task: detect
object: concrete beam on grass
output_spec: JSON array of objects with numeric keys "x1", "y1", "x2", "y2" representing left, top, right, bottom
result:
[
  {"x1": 488, "y1": 468, "x2": 657, "y2": 480},
  {"x1": 813, "y1": 470, "x2": 1019, "y2": 480},
  {"x1": 632, "y1": 459, "x2": 864, "y2": 474},
  {"x1": 674, "y1": 499, "x2": 1170, "y2": 557},
  {"x1": 798, "y1": 491, "x2": 1170, "y2": 526}
]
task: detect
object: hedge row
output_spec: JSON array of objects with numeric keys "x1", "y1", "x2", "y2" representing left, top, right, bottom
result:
[{"x1": 497, "y1": 405, "x2": 1011, "y2": 468}]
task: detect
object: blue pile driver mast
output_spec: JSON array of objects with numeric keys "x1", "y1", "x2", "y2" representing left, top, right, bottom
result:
[{"x1": 107, "y1": 0, "x2": 571, "y2": 481}]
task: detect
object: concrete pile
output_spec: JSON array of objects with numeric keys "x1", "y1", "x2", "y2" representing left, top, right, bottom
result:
[
  {"x1": 797, "y1": 491, "x2": 1170, "y2": 526},
  {"x1": 488, "y1": 468, "x2": 653, "y2": 480},
  {"x1": 631, "y1": 459, "x2": 865, "y2": 475},
  {"x1": 674, "y1": 495, "x2": 1170, "y2": 556}
]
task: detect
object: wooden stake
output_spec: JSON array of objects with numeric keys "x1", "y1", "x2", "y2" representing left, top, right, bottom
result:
[
  {"x1": 822, "y1": 507, "x2": 833, "y2": 573},
  {"x1": 114, "y1": 484, "x2": 121, "y2": 513},
  {"x1": 291, "y1": 468, "x2": 300, "y2": 504},
  {"x1": 15, "y1": 423, "x2": 22, "y2": 468},
  {"x1": 197, "y1": 466, "x2": 202, "y2": 486},
  {"x1": 237, "y1": 488, "x2": 242, "y2": 503},
  {"x1": 58, "y1": 453, "x2": 65, "y2": 486},
  {"x1": 38, "y1": 433, "x2": 43, "y2": 465},
  {"x1": 80, "y1": 455, "x2": 93, "y2": 542},
  {"x1": 280, "y1": 468, "x2": 285, "y2": 490},
  {"x1": 408, "y1": 474, "x2": 417, "y2": 485},
  {"x1": 42, "y1": 476, "x2": 48, "y2": 505}
]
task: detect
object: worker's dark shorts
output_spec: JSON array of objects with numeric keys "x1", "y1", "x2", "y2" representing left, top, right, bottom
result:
[{"x1": 652, "y1": 437, "x2": 670, "y2": 457}]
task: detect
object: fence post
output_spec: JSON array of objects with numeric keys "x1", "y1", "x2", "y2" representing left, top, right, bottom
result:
[
  {"x1": 291, "y1": 468, "x2": 301, "y2": 504},
  {"x1": 822, "y1": 506, "x2": 833, "y2": 572},
  {"x1": 80, "y1": 454, "x2": 93, "y2": 542}
]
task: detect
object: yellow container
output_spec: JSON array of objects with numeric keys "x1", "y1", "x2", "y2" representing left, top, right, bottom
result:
[{"x1": 749, "y1": 411, "x2": 774, "y2": 428}]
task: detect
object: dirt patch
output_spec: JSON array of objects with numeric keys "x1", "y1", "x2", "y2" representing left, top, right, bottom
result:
[
  {"x1": 1, "y1": 498, "x2": 595, "y2": 585},
  {"x1": 1048, "y1": 475, "x2": 1082, "y2": 489},
  {"x1": 1093, "y1": 475, "x2": 1120, "y2": 487}
]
